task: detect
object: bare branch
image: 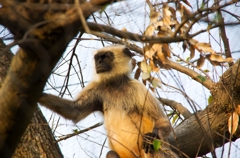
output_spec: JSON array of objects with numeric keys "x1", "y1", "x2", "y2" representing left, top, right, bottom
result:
[
  {"x1": 57, "y1": 122, "x2": 103, "y2": 142},
  {"x1": 159, "y1": 98, "x2": 192, "y2": 119},
  {"x1": 166, "y1": 60, "x2": 214, "y2": 90}
]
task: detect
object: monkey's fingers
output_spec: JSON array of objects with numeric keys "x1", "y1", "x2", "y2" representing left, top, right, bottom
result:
[
  {"x1": 143, "y1": 132, "x2": 160, "y2": 154},
  {"x1": 143, "y1": 141, "x2": 154, "y2": 154}
]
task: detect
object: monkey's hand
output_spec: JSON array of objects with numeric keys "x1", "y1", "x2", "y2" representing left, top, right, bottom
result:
[{"x1": 142, "y1": 132, "x2": 160, "y2": 154}]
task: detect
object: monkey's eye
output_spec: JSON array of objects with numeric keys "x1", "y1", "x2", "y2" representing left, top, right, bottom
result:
[
  {"x1": 94, "y1": 51, "x2": 114, "y2": 61},
  {"x1": 103, "y1": 54, "x2": 109, "y2": 59},
  {"x1": 94, "y1": 55, "x2": 100, "y2": 60}
]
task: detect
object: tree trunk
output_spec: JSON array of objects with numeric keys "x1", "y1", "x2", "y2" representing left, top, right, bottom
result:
[
  {"x1": 13, "y1": 109, "x2": 63, "y2": 158},
  {"x1": 0, "y1": 39, "x2": 63, "y2": 157}
]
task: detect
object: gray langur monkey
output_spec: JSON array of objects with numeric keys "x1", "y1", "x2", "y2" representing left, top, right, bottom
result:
[{"x1": 39, "y1": 45, "x2": 177, "y2": 158}]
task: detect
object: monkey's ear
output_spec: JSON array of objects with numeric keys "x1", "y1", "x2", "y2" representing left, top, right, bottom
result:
[{"x1": 123, "y1": 47, "x2": 134, "y2": 58}]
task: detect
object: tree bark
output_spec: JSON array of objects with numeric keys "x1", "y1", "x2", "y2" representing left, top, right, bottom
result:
[
  {"x1": 0, "y1": 39, "x2": 63, "y2": 157},
  {"x1": 13, "y1": 108, "x2": 63, "y2": 158}
]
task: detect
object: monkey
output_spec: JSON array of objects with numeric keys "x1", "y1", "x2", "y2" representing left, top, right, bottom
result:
[{"x1": 38, "y1": 45, "x2": 177, "y2": 158}]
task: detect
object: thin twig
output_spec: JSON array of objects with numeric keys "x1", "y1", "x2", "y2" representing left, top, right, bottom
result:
[{"x1": 57, "y1": 122, "x2": 103, "y2": 142}]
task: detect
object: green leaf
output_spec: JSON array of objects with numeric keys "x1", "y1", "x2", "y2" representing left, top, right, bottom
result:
[
  {"x1": 99, "y1": 4, "x2": 109, "y2": 15},
  {"x1": 167, "y1": 111, "x2": 174, "y2": 117},
  {"x1": 203, "y1": 69, "x2": 210, "y2": 73},
  {"x1": 72, "y1": 129, "x2": 78, "y2": 133},
  {"x1": 197, "y1": 75, "x2": 206, "y2": 82},
  {"x1": 153, "y1": 139, "x2": 161, "y2": 152},
  {"x1": 208, "y1": 96, "x2": 213, "y2": 105},
  {"x1": 172, "y1": 114, "x2": 179, "y2": 124},
  {"x1": 200, "y1": 2, "x2": 205, "y2": 9},
  {"x1": 207, "y1": 23, "x2": 212, "y2": 31}
]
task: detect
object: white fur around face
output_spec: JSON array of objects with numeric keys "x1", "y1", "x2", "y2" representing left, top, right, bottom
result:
[{"x1": 92, "y1": 45, "x2": 132, "y2": 82}]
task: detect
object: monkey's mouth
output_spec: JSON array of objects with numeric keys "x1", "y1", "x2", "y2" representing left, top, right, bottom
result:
[{"x1": 96, "y1": 67, "x2": 109, "y2": 73}]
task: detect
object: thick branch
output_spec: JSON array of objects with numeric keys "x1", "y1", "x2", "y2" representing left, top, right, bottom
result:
[
  {"x1": 86, "y1": 22, "x2": 185, "y2": 43},
  {"x1": 168, "y1": 60, "x2": 240, "y2": 157}
]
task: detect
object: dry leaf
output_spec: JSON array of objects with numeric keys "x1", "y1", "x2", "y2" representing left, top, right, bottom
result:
[
  {"x1": 150, "y1": 60, "x2": 160, "y2": 72},
  {"x1": 145, "y1": 49, "x2": 155, "y2": 59},
  {"x1": 144, "y1": 25, "x2": 155, "y2": 36},
  {"x1": 168, "y1": 6, "x2": 177, "y2": 20},
  {"x1": 188, "y1": 38, "x2": 198, "y2": 45},
  {"x1": 162, "y1": 6, "x2": 171, "y2": 27},
  {"x1": 195, "y1": 42, "x2": 215, "y2": 54},
  {"x1": 182, "y1": 0, "x2": 192, "y2": 8},
  {"x1": 151, "y1": 77, "x2": 161, "y2": 88},
  {"x1": 208, "y1": 54, "x2": 233, "y2": 63},
  {"x1": 144, "y1": 44, "x2": 154, "y2": 59},
  {"x1": 152, "y1": 43, "x2": 162, "y2": 52},
  {"x1": 236, "y1": 105, "x2": 240, "y2": 115},
  {"x1": 134, "y1": 68, "x2": 141, "y2": 79},
  {"x1": 142, "y1": 79, "x2": 147, "y2": 85},
  {"x1": 197, "y1": 54, "x2": 205, "y2": 69},
  {"x1": 228, "y1": 112, "x2": 239, "y2": 135},
  {"x1": 149, "y1": 86, "x2": 155, "y2": 93},
  {"x1": 150, "y1": 11, "x2": 160, "y2": 23},
  {"x1": 162, "y1": 44, "x2": 171, "y2": 58},
  {"x1": 146, "y1": 0, "x2": 160, "y2": 23},
  {"x1": 180, "y1": 25, "x2": 188, "y2": 34},
  {"x1": 122, "y1": 28, "x2": 127, "y2": 31},
  {"x1": 178, "y1": 3, "x2": 191, "y2": 18},
  {"x1": 131, "y1": 58, "x2": 136, "y2": 70},
  {"x1": 157, "y1": 31, "x2": 166, "y2": 37},
  {"x1": 182, "y1": 41, "x2": 188, "y2": 52},
  {"x1": 163, "y1": 3, "x2": 171, "y2": 17},
  {"x1": 142, "y1": 72, "x2": 150, "y2": 80},
  {"x1": 140, "y1": 61, "x2": 151, "y2": 73},
  {"x1": 189, "y1": 45, "x2": 195, "y2": 59},
  {"x1": 209, "y1": 60, "x2": 221, "y2": 66},
  {"x1": 157, "y1": 51, "x2": 167, "y2": 64}
]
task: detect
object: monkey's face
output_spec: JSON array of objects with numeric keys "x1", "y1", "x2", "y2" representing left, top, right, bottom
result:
[
  {"x1": 93, "y1": 46, "x2": 133, "y2": 78},
  {"x1": 94, "y1": 51, "x2": 114, "y2": 74}
]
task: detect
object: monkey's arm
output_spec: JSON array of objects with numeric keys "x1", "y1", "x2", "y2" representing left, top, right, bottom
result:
[
  {"x1": 154, "y1": 118, "x2": 171, "y2": 138},
  {"x1": 38, "y1": 92, "x2": 102, "y2": 123}
]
